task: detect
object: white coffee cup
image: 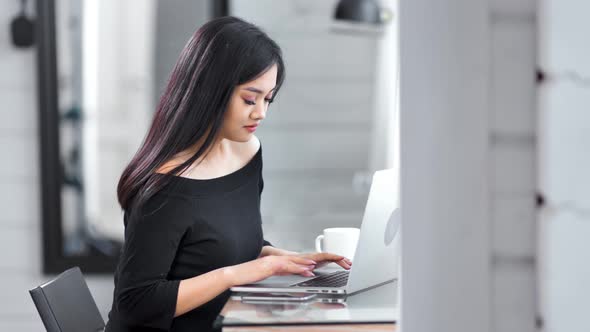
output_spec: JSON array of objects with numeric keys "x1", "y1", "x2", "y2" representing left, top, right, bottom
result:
[{"x1": 315, "y1": 227, "x2": 360, "y2": 260}]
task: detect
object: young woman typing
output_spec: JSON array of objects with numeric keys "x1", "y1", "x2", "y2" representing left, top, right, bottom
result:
[{"x1": 104, "y1": 17, "x2": 351, "y2": 332}]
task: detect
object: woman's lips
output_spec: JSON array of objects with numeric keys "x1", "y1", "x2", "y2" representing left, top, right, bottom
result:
[{"x1": 244, "y1": 125, "x2": 258, "y2": 133}]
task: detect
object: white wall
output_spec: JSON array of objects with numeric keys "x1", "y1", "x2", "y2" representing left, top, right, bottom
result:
[
  {"x1": 538, "y1": 0, "x2": 590, "y2": 331},
  {"x1": 0, "y1": 1, "x2": 208, "y2": 330},
  {"x1": 0, "y1": 15, "x2": 47, "y2": 325},
  {"x1": 0, "y1": 2, "x2": 114, "y2": 329},
  {"x1": 230, "y1": 0, "x2": 378, "y2": 252}
]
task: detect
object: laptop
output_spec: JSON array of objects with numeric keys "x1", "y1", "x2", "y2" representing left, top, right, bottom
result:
[{"x1": 230, "y1": 168, "x2": 400, "y2": 296}]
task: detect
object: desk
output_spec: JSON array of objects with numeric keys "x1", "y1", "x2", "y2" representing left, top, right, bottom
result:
[{"x1": 218, "y1": 270, "x2": 398, "y2": 332}]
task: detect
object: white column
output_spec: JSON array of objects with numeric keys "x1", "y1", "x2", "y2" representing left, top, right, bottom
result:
[
  {"x1": 399, "y1": 0, "x2": 491, "y2": 331},
  {"x1": 369, "y1": 0, "x2": 399, "y2": 175}
]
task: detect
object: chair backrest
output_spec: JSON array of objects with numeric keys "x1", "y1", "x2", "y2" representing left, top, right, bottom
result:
[{"x1": 29, "y1": 267, "x2": 105, "y2": 332}]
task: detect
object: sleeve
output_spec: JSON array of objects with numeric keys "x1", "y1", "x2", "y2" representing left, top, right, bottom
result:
[
  {"x1": 258, "y1": 148, "x2": 273, "y2": 248},
  {"x1": 115, "y1": 196, "x2": 192, "y2": 329}
]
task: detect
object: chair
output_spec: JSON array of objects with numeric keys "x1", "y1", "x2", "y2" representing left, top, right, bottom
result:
[{"x1": 29, "y1": 267, "x2": 105, "y2": 332}]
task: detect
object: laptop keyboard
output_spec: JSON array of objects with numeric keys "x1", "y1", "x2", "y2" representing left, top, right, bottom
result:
[{"x1": 293, "y1": 270, "x2": 349, "y2": 288}]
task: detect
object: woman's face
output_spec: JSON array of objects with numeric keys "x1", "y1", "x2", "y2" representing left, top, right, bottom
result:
[{"x1": 221, "y1": 64, "x2": 278, "y2": 142}]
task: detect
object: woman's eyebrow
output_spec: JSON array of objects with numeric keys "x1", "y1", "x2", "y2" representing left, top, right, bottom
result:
[{"x1": 243, "y1": 86, "x2": 277, "y2": 94}]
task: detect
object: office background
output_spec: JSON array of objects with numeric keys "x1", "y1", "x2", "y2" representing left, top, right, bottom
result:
[
  {"x1": 2, "y1": 0, "x2": 378, "y2": 329},
  {"x1": 0, "y1": 0, "x2": 587, "y2": 331}
]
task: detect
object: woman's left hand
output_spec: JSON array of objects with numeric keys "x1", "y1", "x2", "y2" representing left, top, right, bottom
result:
[{"x1": 293, "y1": 252, "x2": 352, "y2": 271}]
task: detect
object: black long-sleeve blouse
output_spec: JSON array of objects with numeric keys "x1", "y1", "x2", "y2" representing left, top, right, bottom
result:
[{"x1": 105, "y1": 148, "x2": 270, "y2": 332}]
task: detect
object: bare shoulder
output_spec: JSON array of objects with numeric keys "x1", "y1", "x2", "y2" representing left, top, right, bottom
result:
[
  {"x1": 156, "y1": 156, "x2": 180, "y2": 174},
  {"x1": 155, "y1": 149, "x2": 192, "y2": 175}
]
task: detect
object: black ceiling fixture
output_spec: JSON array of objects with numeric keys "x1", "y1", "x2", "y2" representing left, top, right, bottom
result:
[
  {"x1": 11, "y1": 0, "x2": 35, "y2": 48},
  {"x1": 334, "y1": 0, "x2": 382, "y2": 24}
]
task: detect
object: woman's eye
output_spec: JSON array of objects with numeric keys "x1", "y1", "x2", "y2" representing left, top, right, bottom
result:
[
  {"x1": 244, "y1": 99, "x2": 256, "y2": 106},
  {"x1": 264, "y1": 98, "x2": 274, "y2": 104}
]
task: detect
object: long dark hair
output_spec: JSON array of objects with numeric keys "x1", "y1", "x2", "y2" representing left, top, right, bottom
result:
[{"x1": 117, "y1": 16, "x2": 285, "y2": 215}]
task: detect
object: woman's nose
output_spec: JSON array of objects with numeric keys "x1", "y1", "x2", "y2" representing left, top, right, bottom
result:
[{"x1": 252, "y1": 104, "x2": 267, "y2": 120}]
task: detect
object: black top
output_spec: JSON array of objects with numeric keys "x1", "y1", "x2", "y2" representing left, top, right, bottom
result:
[{"x1": 105, "y1": 148, "x2": 271, "y2": 332}]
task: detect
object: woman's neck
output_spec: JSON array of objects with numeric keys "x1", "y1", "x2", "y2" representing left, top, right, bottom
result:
[{"x1": 157, "y1": 136, "x2": 232, "y2": 176}]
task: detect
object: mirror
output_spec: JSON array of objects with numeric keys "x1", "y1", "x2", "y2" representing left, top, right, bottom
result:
[
  {"x1": 37, "y1": 0, "x2": 225, "y2": 273},
  {"x1": 37, "y1": 0, "x2": 397, "y2": 274}
]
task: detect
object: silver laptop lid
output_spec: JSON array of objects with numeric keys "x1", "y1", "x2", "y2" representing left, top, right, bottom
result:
[{"x1": 346, "y1": 168, "x2": 400, "y2": 294}]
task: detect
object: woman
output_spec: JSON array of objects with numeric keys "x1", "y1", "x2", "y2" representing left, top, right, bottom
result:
[{"x1": 105, "y1": 16, "x2": 352, "y2": 332}]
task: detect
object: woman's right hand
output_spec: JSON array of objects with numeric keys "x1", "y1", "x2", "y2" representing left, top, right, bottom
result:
[{"x1": 223, "y1": 255, "x2": 317, "y2": 287}]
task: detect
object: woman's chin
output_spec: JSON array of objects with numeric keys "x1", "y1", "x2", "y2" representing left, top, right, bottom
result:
[{"x1": 225, "y1": 134, "x2": 253, "y2": 143}]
